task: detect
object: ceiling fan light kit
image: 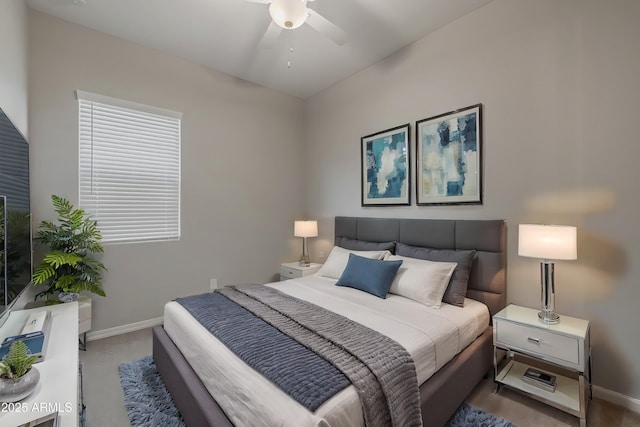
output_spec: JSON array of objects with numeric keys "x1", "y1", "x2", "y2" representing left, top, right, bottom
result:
[
  {"x1": 250, "y1": 0, "x2": 347, "y2": 50},
  {"x1": 269, "y1": 0, "x2": 309, "y2": 29}
]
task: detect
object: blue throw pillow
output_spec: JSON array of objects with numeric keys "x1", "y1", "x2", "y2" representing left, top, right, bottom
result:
[{"x1": 335, "y1": 254, "x2": 403, "y2": 299}]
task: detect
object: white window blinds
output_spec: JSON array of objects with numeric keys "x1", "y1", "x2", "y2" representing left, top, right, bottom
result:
[{"x1": 77, "y1": 91, "x2": 181, "y2": 244}]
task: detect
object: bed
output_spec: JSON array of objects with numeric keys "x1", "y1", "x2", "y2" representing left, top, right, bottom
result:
[{"x1": 153, "y1": 216, "x2": 506, "y2": 427}]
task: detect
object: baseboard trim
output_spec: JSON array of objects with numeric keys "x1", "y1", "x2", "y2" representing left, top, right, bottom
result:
[
  {"x1": 86, "y1": 316, "x2": 164, "y2": 342},
  {"x1": 593, "y1": 385, "x2": 640, "y2": 413}
]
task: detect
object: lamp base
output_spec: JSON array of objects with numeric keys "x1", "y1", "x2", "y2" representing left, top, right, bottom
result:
[
  {"x1": 538, "y1": 311, "x2": 560, "y2": 324},
  {"x1": 298, "y1": 256, "x2": 310, "y2": 267},
  {"x1": 538, "y1": 260, "x2": 560, "y2": 324},
  {"x1": 299, "y1": 236, "x2": 311, "y2": 267}
]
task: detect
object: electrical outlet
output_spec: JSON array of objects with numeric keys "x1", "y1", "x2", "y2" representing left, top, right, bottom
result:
[
  {"x1": 319, "y1": 251, "x2": 325, "y2": 259},
  {"x1": 209, "y1": 278, "x2": 218, "y2": 291}
]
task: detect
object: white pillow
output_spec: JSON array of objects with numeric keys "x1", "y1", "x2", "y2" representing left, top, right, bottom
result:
[
  {"x1": 384, "y1": 254, "x2": 457, "y2": 308},
  {"x1": 316, "y1": 246, "x2": 390, "y2": 279}
]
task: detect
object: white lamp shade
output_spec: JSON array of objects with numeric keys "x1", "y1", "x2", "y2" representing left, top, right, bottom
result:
[
  {"x1": 294, "y1": 220, "x2": 318, "y2": 238},
  {"x1": 518, "y1": 224, "x2": 577, "y2": 260},
  {"x1": 269, "y1": 0, "x2": 308, "y2": 29}
]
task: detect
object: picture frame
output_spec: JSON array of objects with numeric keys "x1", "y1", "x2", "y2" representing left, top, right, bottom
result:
[
  {"x1": 361, "y1": 123, "x2": 411, "y2": 206},
  {"x1": 415, "y1": 104, "x2": 482, "y2": 205}
]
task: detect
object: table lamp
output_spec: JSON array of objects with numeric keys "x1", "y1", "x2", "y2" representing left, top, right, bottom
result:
[
  {"x1": 518, "y1": 224, "x2": 577, "y2": 324},
  {"x1": 294, "y1": 220, "x2": 318, "y2": 267}
]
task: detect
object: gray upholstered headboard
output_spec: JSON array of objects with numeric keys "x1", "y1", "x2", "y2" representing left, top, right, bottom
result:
[{"x1": 334, "y1": 217, "x2": 506, "y2": 318}]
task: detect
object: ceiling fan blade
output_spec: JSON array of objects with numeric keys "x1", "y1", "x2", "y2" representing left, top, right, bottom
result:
[
  {"x1": 306, "y1": 9, "x2": 348, "y2": 46},
  {"x1": 260, "y1": 20, "x2": 283, "y2": 49},
  {"x1": 47, "y1": 0, "x2": 86, "y2": 5}
]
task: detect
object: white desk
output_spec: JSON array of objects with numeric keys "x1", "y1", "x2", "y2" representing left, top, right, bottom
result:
[{"x1": 0, "y1": 303, "x2": 79, "y2": 427}]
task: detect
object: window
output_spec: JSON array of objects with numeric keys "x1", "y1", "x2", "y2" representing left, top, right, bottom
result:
[{"x1": 77, "y1": 91, "x2": 181, "y2": 244}]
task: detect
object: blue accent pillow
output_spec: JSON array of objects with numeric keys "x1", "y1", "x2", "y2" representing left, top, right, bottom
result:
[{"x1": 335, "y1": 254, "x2": 403, "y2": 299}]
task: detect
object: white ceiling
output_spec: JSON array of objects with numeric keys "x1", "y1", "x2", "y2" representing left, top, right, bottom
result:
[{"x1": 26, "y1": 0, "x2": 493, "y2": 99}]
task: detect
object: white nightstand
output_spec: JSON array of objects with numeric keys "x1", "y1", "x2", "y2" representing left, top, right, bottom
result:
[
  {"x1": 280, "y1": 262, "x2": 322, "y2": 281},
  {"x1": 493, "y1": 304, "x2": 591, "y2": 427},
  {"x1": 78, "y1": 296, "x2": 92, "y2": 351}
]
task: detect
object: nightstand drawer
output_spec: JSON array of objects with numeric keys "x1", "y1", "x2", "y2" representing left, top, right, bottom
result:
[
  {"x1": 79, "y1": 319, "x2": 91, "y2": 335},
  {"x1": 77, "y1": 296, "x2": 92, "y2": 336},
  {"x1": 280, "y1": 265, "x2": 302, "y2": 279},
  {"x1": 496, "y1": 320, "x2": 579, "y2": 366},
  {"x1": 279, "y1": 262, "x2": 322, "y2": 281}
]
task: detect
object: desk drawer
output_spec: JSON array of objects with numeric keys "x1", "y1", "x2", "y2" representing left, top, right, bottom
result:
[{"x1": 496, "y1": 320, "x2": 579, "y2": 366}]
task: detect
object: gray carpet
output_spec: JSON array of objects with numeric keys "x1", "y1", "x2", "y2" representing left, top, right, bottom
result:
[{"x1": 119, "y1": 356, "x2": 516, "y2": 427}]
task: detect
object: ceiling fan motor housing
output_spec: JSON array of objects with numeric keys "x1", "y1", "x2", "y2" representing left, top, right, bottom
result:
[{"x1": 269, "y1": 0, "x2": 309, "y2": 29}]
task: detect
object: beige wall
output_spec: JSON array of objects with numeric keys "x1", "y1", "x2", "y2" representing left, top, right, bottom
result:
[
  {"x1": 305, "y1": 0, "x2": 640, "y2": 400},
  {"x1": 0, "y1": 0, "x2": 29, "y2": 136},
  {"x1": 28, "y1": 11, "x2": 306, "y2": 331}
]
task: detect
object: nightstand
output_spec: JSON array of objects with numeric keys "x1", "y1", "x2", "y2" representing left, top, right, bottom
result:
[
  {"x1": 280, "y1": 262, "x2": 322, "y2": 281},
  {"x1": 78, "y1": 296, "x2": 92, "y2": 351},
  {"x1": 493, "y1": 304, "x2": 591, "y2": 427}
]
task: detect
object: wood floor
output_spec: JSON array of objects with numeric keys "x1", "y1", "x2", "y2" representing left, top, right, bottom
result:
[{"x1": 80, "y1": 328, "x2": 640, "y2": 427}]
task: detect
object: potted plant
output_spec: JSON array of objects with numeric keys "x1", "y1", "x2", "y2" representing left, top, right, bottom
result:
[
  {"x1": 32, "y1": 195, "x2": 107, "y2": 302},
  {"x1": 0, "y1": 340, "x2": 40, "y2": 402}
]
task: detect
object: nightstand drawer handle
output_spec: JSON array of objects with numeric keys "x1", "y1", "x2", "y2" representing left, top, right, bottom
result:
[{"x1": 527, "y1": 337, "x2": 540, "y2": 344}]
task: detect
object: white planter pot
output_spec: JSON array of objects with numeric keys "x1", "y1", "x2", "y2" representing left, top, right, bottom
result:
[{"x1": 58, "y1": 292, "x2": 79, "y2": 303}]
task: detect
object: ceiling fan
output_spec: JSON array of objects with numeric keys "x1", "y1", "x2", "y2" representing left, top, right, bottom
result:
[
  {"x1": 246, "y1": 0, "x2": 348, "y2": 48},
  {"x1": 45, "y1": 0, "x2": 86, "y2": 5}
]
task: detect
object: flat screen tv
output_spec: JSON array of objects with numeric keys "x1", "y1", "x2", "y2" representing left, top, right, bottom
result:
[{"x1": 0, "y1": 108, "x2": 32, "y2": 318}]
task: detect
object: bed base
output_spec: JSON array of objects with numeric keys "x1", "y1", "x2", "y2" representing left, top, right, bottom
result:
[{"x1": 153, "y1": 324, "x2": 493, "y2": 427}]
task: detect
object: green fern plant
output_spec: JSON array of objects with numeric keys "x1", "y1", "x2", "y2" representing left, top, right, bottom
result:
[
  {"x1": 0, "y1": 340, "x2": 38, "y2": 380},
  {"x1": 32, "y1": 195, "x2": 107, "y2": 299}
]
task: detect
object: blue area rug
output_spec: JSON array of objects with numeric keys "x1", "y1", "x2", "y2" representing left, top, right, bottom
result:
[
  {"x1": 119, "y1": 356, "x2": 516, "y2": 427},
  {"x1": 118, "y1": 356, "x2": 184, "y2": 427},
  {"x1": 445, "y1": 402, "x2": 516, "y2": 427}
]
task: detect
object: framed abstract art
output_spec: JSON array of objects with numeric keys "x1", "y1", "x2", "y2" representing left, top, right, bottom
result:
[
  {"x1": 416, "y1": 104, "x2": 482, "y2": 205},
  {"x1": 361, "y1": 124, "x2": 410, "y2": 206}
]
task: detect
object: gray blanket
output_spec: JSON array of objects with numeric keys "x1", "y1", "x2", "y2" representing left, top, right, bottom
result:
[
  {"x1": 220, "y1": 284, "x2": 422, "y2": 427},
  {"x1": 175, "y1": 291, "x2": 350, "y2": 411}
]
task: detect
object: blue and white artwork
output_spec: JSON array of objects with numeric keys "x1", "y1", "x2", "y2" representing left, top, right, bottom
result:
[
  {"x1": 416, "y1": 105, "x2": 482, "y2": 205},
  {"x1": 361, "y1": 124, "x2": 410, "y2": 206}
]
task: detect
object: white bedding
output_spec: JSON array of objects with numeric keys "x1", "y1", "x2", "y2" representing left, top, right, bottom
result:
[{"x1": 163, "y1": 275, "x2": 489, "y2": 427}]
